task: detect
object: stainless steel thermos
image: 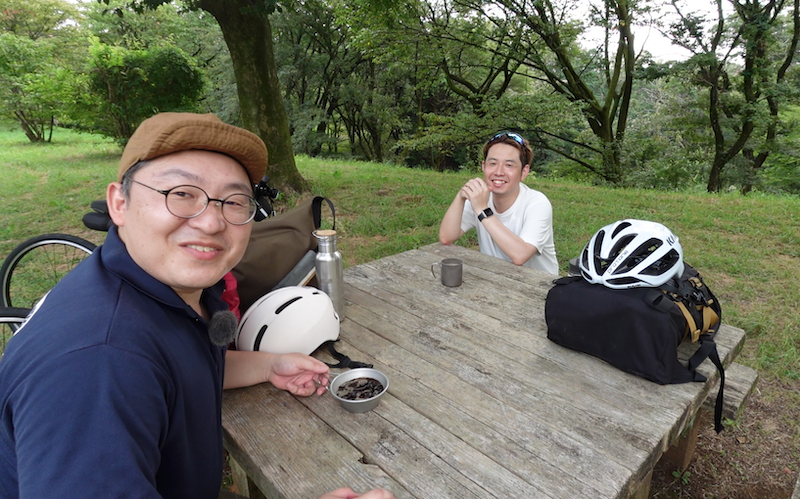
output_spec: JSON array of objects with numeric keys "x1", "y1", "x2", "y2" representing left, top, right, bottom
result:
[{"x1": 313, "y1": 229, "x2": 345, "y2": 321}]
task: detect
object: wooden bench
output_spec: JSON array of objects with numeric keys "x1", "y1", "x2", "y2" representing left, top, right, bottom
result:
[
  {"x1": 659, "y1": 361, "x2": 758, "y2": 473},
  {"x1": 702, "y1": 362, "x2": 759, "y2": 421}
]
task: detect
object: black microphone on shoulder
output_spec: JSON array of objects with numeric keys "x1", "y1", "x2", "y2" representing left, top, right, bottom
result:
[{"x1": 208, "y1": 310, "x2": 238, "y2": 346}]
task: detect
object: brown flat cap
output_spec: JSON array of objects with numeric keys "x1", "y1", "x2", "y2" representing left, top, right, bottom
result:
[{"x1": 118, "y1": 112, "x2": 267, "y2": 184}]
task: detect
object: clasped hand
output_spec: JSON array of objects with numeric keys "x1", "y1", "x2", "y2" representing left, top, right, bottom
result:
[{"x1": 460, "y1": 177, "x2": 491, "y2": 212}]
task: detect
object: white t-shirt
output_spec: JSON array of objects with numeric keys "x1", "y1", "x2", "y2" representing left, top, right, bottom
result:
[{"x1": 461, "y1": 183, "x2": 559, "y2": 275}]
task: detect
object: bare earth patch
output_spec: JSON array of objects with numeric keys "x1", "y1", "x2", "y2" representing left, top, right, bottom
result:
[{"x1": 651, "y1": 376, "x2": 799, "y2": 499}]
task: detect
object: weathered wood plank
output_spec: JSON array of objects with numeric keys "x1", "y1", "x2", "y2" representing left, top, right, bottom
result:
[
  {"x1": 346, "y1": 245, "x2": 745, "y2": 448},
  {"x1": 339, "y1": 287, "x2": 656, "y2": 494},
  {"x1": 419, "y1": 243, "x2": 557, "y2": 288},
  {"x1": 347, "y1": 253, "x2": 690, "y2": 405},
  {"x1": 222, "y1": 385, "x2": 410, "y2": 499},
  {"x1": 345, "y1": 251, "x2": 738, "y2": 419},
  {"x1": 342, "y1": 247, "x2": 744, "y2": 478},
  {"x1": 326, "y1": 319, "x2": 617, "y2": 497},
  {"x1": 222, "y1": 245, "x2": 746, "y2": 499},
  {"x1": 701, "y1": 362, "x2": 759, "y2": 420},
  {"x1": 298, "y1": 377, "x2": 557, "y2": 498}
]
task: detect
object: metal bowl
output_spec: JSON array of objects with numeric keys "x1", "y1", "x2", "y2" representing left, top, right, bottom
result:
[{"x1": 329, "y1": 368, "x2": 389, "y2": 413}]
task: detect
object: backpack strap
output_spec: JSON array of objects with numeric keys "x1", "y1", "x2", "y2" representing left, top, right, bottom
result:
[
  {"x1": 674, "y1": 301, "x2": 702, "y2": 342},
  {"x1": 687, "y1": 338, "x2": 726, "y2": 433},
  {"x1": 659, "y1": 278, "x2": 720, "y2": 341}
]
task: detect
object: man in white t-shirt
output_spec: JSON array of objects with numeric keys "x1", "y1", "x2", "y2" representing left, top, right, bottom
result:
[{"x1": 439, "y1": 132, "x2": 559, "y2": 275}]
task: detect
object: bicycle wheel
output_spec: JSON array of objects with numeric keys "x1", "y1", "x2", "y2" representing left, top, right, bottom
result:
[
  {"x1": 1, "y1": 234, "x2": 96, "y2": 309},
  {"x1": 0, "y1": 307, "x2": 30, "y2": 353}
]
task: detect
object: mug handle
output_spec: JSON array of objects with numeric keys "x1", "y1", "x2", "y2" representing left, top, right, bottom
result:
[{"x1": 431, "y1": 262, "x2": 440, "y2": 278}]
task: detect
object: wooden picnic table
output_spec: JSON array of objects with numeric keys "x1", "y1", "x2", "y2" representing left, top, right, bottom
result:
[{"x1": 222, "y1": 243, "x2": 746, "y2": 499}]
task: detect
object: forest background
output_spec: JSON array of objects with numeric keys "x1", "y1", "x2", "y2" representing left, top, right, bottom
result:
[
  {"x1": 2, "y1": 0, "x2": 800, "y2": 497},
  {"x1": 2, "y1": 0, "x2": 800, "y2": 196}
]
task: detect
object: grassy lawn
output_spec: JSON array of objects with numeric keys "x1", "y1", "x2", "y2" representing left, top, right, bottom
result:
[{"x1": 2, "y1": 125, "x2": 799, "y2": 497}]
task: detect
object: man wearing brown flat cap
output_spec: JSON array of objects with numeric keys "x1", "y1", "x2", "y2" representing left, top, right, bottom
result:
[{"x1": 0, "y1": 113, "x2": 394, "y2": 499}]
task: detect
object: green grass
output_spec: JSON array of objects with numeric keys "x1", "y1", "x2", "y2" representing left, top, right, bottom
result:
[
  {"x1": 298, "y1": 157, "x2": 800, "y2": 385},
  {"x1": 2, "y1": 125, "x2": 799, "y2": 424},
  {"x1": 0, "y1": 125, "x2": 120, "y2": 250}
]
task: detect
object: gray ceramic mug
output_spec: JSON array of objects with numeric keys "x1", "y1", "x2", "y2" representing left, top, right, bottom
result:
[{"x1": 431, "y1": 258, "x2": 463, "y2": 287}]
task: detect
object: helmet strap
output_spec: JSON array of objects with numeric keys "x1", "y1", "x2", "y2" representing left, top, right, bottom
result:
[{"x1": 323, "y1": 340, "x2": 373, "y2": 369}]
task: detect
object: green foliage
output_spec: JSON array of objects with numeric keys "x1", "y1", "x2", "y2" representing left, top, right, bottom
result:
[
  {"x1": 86, "y1": 41, "x2": 205, "y2": 142},
  {"x1": 83, "y1": 1, "x2": 238, "y2": 123},
  {"x1": 0, "y1": 33, "x2": 86, "y2": 141},
  {"x1": 4, "y1": 0, "x2": 800, "y2": 194},
  {"x1": 0, "y1": 0, "x2": 81, "y2": 40},
  {"x1": 672, "y1": 469, "x2": 691, "y2": 485},
  {"x1": 0, "y1": 0, "x2": 90, "y2": 141},
  {"x1": 759, "y1": 105, "x2": 800, "y2": 194},
  {"x1": 2, "y1": 127, "x2": 800, "y2": 390}
]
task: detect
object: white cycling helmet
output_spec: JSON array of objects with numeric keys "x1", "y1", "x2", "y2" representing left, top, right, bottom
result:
[
  {"x1": 578, "y1": 219, "x2": 685, "y2": 289},
  {"x1": 236, "y1": 286, "x2": 340, "y2": 355}
]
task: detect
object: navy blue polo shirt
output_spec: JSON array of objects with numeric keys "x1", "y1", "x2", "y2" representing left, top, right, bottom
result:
[{"x1": 0, "y1": 227, "x2": 228, "y2": 499}]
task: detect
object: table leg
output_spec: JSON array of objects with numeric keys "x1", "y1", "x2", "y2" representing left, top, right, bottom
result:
[
  {"x1": 230, "y1": 455, "x2": 267, "y2": 499},
  {"x1": 662, "y1": 417, "x2": 700, "y2": 472},
  {"x1": 628, "y1": 469, "x2": 653, "y2": 499}
]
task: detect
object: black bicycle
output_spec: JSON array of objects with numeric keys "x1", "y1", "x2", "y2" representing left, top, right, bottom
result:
[{"x1": 0, "y1": 306, "x2": 30, "y2": 352}]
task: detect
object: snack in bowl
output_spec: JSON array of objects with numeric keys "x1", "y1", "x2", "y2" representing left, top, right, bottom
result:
[{"x1": 329, "y1": 368, "x2": 389, "y2": 413}]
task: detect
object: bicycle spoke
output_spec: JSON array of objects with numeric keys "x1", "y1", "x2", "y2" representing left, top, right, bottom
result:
[{"x1": 2, "y1": 235, "x2": 95, "y2": 309}]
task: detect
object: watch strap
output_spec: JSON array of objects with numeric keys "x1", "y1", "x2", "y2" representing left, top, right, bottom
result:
[{"x1": 477, "y1": 208, "x2": 494, "y2": 222}]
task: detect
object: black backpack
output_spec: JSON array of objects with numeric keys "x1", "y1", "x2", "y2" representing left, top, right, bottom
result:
[{"x1": 545, "y1": 264, "x2": 726, "y2": 432}]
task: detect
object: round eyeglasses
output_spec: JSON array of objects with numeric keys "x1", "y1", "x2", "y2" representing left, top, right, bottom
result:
[{"x1": 131, "y1": 180, "x2": 258, "y2": 225}]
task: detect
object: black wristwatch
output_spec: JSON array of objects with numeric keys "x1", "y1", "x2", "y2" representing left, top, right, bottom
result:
[{"x1": 477, "y1": 207, "x2": 494, "y2": 222}]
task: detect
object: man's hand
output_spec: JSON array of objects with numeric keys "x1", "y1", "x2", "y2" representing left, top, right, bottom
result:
[
  {"x1": 266, "y1": 352, "x2": 331, "y2": 396},
  {"x1": 460, "y1": 177, "x2": 491, "y2": 213},
  {"x1": 224, "y1": 350, "x2": 331, "y2": 393},
  {"x1": 318, "y1": 487, "x2": 395, "y2": 499}
]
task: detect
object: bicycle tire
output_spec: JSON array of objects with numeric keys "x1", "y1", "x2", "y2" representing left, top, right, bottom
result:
[
  {"x1": 0, "y1": 306, "x2": 30, "y2": 352},
  {"x1": 1, "y1": 234, "x2": 96, "y2": 309}
]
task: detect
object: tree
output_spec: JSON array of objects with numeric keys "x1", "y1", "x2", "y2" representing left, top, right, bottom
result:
[
  {"x1": 83, "y1": 1, "x2": 240, "y2": 123},
  {"x1": 0, "y1": 0, "x2": 77, "y2": 40},
  {"x1": 444, "y1": 0, "x2": 646, "y2": 184},
  {"x1": 665, "y1": 0, "x2": 800, "y2": 192},
  {"x1": 87, "y1": 42, "x2": 205, "y2": 142},
  {"x1": 0, "y1": 0, "x2": 87, "y2": 141},
  {"x1": 337, "y1": 0, "x2": 545, "y2": 169},
  {"x1": 273, "y1": 0, "x2": 364, "y2": 157},
  {"x1": 109, "y1": 0, "x2": 307, "y2": 193}
]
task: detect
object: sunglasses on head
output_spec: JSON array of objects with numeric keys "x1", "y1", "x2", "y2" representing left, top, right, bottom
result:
[{"x1": 488, "y1": 132, "x2": 525, "y2": 146}]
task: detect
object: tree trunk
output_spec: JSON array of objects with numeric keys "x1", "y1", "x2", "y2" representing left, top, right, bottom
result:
[
  {"x1": 14, "y1": 110, "x2": 43, "y2": 142},
  {"x1": 197, "y1": 0, "x2": 308, "y2": 195}
]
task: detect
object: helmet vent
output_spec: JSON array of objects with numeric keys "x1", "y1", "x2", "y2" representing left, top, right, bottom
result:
[
  {"x1": 611, "y1": 221, "x2": 632, "y2": 238},
  {"x1": 275, "y1": 296, "x2": 303, "y2": 314},
  {"x1": 608, "y1": 235, "x2": 636, "y2": 261},
  {"x1": 253, "y1": 324, "x2": 268, "y2": 351},
  {"x1": 614, "y1": 237, "x2": 662, "y2": 274},
  {"x1": 641, "y1": 248, "x2": 680, "y2": 276},
  {"x1": 607, "y1": 276, "x2": 641, "y2": 286},
  {"x1": 593, "y1": 230, "x2": 606, "y2": 275}
]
